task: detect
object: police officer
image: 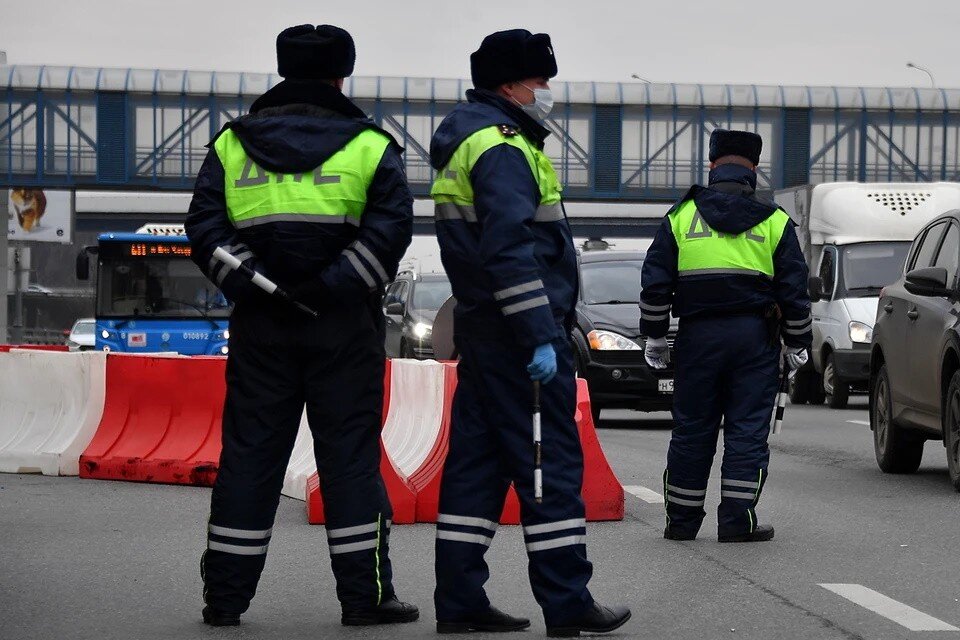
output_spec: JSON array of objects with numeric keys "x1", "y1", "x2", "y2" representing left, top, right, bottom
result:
[
  {"x1": 429, "y1": 29, "x2": 631, "y2": 637},
  {"x1": 185, "y1": 24, "x2": 418, "y2": 626},
  {"x1": 640, "y1": 129, "x2": 812, "y2": 543}
]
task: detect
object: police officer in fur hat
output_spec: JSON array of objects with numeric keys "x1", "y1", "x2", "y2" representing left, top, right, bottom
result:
[
  {"x1": 640, "y1": 129, "x2": 812, "y2": 543},
  {"x1": 186, "y1": 24, "x2": 417, "y2": 627},
  {"x1": 428, "y1": 29, "x2": 631, "y2": 637}
]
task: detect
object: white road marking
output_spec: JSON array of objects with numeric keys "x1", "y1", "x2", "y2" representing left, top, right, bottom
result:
[
  {"x1": 623, "y1": 485, "x2": 664, "y2": 504},
  {"x1": 819, "y1": 584, "x2": 959, "y2": 631},
  {"x1": 846, "y1": 419, "x2": 871, "y2": 426}
]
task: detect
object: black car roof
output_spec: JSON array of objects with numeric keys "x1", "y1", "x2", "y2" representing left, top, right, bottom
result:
[{"x1": 578, "y1": 250, "x2": 647, "y2": 264}]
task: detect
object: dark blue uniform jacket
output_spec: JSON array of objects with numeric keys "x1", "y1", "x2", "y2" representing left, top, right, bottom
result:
[
  {"x1": 430, "y1": 89, "x2": 578, "y2": 348},
  {"x1": 640, "y1": 165, "x2": 812, "y2": 348},
  {"x1": 185, "y1": 80, "x2": 413, "y2": 310}
]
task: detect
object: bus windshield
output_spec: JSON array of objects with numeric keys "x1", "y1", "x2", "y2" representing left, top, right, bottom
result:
[{"x1": 97, "y1": 254, "x2": 231, "y2": 319}]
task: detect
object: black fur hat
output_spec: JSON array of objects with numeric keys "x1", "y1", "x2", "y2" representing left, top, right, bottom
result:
[
  {"x1": 470, "y1": 29, "x2": 558, "y2": 90},
  {"x1": 709, "y1": 129, "x2": 763, "y2": 165},
  {"x1": 276, "y1": 24, "x2": 355, "y2": 80}
]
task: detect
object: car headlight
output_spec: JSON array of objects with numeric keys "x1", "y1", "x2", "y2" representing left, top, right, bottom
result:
[
  {"x1": 101, "y1": 329, "x2": 110, "y2": 339},
  {"x1": 413, "y1": 322, "x2": 432, "y2": 339},
  {"x1": 587, "y1": 329, "x2": 642, "y2": 351},
  {"x1": 222, "y1": 329, "x2": 230, "y2": 340},
  {"x1": 220, "y1": 346, "x2": 229, "y2": 355},
  {"x1": 849, "y1": 321, "x2": 873, "y2": 344}
]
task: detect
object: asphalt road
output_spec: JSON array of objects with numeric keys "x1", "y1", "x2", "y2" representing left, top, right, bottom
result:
[{"x1": 3, "y1": 397, "x2": 960, "y2": 640}]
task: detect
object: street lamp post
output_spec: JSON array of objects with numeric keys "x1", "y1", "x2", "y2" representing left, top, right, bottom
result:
[
  {"x1": 906, "y1": 62, "x2": 936, "y2": 88},
  {"x1": 630, "y1": 73, "x2": 651, "y2": 83}
]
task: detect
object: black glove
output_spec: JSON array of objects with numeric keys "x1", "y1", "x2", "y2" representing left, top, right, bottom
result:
[{"x1": 289, "y1": 278, "x2": 329, "y2": 311}]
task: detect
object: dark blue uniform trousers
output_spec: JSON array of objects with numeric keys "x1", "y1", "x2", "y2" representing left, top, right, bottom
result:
[
  {"x1": 664, "y1": 315, "x2": 779, "y2": 537},
  {"x1": 435, "y1": 335, "x2": 594, "y2": 626},
  {"x1": 202, "y1": 306, "x2": 394, "y2": 615}
]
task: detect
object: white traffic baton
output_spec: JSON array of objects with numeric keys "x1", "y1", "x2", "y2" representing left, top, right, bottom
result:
[
  {"x1": 533, "y1": 380, "x2": 543, "y2": 504},
  {"x1": 212, "y1": 246, "x2": 318, "y2": 318},
  {"x1": 772, "y1": 360, "x2": 793, "y2": 435}
]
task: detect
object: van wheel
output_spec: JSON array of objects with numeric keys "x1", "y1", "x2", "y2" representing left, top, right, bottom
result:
[
  {"x1": 873, "y1": 364, "x2": 923, "y2": 473},
  {"x1": 943, "y1": 371, "x2": 960, "y2": 491},
  {"x1": 824, "y1": 353, "x2": 850, "y2": 409},
  {"x1": 788, "y1": 370, "x2": 810, "y2": 405},
  {"x1": 808, "y1": 369, "x2": 826, "y2": 405}
]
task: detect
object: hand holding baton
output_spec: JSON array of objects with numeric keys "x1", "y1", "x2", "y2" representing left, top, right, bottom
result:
[
  {"x1": 533, "y1": 381, "x2": 543, "y2": 504},
  {"x1": 212, "y1": 246, "x2": 318, "y2": 318},
  {"x1": 772, "y1": 355, "x2": 794, "y2": 435}
]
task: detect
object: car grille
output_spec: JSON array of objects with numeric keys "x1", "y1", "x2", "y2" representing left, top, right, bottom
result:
[{"x1": 413, "y1": 346, "x2": 434, "y2": 359}]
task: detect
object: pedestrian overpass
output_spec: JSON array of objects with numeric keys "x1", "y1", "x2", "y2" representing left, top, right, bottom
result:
[{"x1": 3, "y1": 64, "x2": 960, "y2": 226}]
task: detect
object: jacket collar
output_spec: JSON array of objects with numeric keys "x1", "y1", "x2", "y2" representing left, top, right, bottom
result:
[
  {"x1": 249, "y1": 79, "x2": 368, "y2": 120},
  {"x1": 707, "y1": 163, "x2": 758, "y2": 195},
  {"x1": 467, "y1": 88, "x2": 550, "y2": 148}
]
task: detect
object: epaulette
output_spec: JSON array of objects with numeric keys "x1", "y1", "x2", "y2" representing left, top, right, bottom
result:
[{"x1": 498, "y1": 124, "x2": 518, "y2": 137}]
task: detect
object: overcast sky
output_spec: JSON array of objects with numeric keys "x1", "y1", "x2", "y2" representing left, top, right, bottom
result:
[{"x1": 2, "y1": 0, "x2": 959, "y2": 89}]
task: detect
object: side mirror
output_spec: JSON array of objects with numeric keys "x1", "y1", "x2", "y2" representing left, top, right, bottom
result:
[
  {"x1": 904, "y1": 267, "x2": 950, "y2": 297},
  {"x1": 385, "y1": 301, "x2": 404, "y2": 316},
  {"x1": 75, "y1": 251, "x2": 90, "y2": 281},
  {"x1": 808, "y1": 276, "x2": 824, "y2": 302}
]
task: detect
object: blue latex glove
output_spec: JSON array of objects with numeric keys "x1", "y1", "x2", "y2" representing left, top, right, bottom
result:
[{"x1": 527, "y1": 343, "x2": 558, "y2": 384}]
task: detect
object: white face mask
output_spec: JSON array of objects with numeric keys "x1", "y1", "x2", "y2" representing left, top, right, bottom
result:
[{"x1": 514, "y1": 83, "x2": 553, "y2": 120}]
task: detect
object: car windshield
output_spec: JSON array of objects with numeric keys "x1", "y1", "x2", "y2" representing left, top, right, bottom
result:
[
  {"x1": 96, "y1": 257, "x2": 232, "y2": 319},
  {"x1": 842, "y1": 242, "x2": 912, "y2": 292},
  {"x1": 412, "y1": 279, "x2": 452, "y2": 311},
  {"x1": 580, "y1": 260, "x2": 643, "y2": 305},
  {"x1": 72, "y1": 321, "x2": 95, "y2": 335}
]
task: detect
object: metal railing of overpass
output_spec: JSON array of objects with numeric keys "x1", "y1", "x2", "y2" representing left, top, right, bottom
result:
[{"x1": 3, "y1": 64, "x2": 960, "y2": 200}]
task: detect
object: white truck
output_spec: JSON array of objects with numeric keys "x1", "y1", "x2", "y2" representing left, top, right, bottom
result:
[{"x1": 775, "y1": 182, "x2": 960, "y2": 408}]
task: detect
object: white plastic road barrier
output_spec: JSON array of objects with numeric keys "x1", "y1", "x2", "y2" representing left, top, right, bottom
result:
[
  {"x1": 282, "y1": 411, "x2": 314, "y2": 500},
  {"x1": 0, "y1": 350, "x2": 106, "y2": 475},
  {"x1": 381, "y1": 359, "x2": 446, "y2": 478}
]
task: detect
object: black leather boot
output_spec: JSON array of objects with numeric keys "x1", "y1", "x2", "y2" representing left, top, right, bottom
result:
[
  {"x1": 663, "y1": 526, "x2": 697, "y2": 541},
  {"x1": 201, "y1": 606, "x2": 240, "y2": 627},
  {"x1": 719, "y1": 524, "x2": 775, "y2": 543},
  {"x1": 546, "y1": 602, "x2": 631, "y2": 637},
  {"x1": 341, "y1": 595, "x2": 420, "y2": 626},
  {"x1": 437, "y1": 606, "x2": 531, "y2": 633}
]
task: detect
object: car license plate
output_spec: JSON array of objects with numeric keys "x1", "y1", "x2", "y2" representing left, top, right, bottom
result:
[{"x1": 658, "y1": 379, "x2": 674, "y2": 394}]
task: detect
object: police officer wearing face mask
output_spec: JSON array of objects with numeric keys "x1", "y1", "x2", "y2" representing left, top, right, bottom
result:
[
  {"x1": 428, "y1": 29, "x2": 631, "y2": 637},
  {"x1": 640, "y1": 129, "x2": 812, "y2": 544}
]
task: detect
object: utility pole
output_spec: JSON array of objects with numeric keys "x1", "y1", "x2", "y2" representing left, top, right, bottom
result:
[
  {"x1": 11, "y1": 244, "x2": 23, "y2": 344},
  {"x1": 0, "y1": 189, "x2": 7, "y2": 343}
]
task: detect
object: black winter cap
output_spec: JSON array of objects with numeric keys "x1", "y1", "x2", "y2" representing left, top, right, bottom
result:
[
  {"x1": 470, "y1": 29, "x2": 558, "y2": 90},
  {"x1": 709, "y1": 129, "x2": 763, "y2": 165},
  {"x1": 276, "y1": 24, "x2": 355, "y2": 80}
]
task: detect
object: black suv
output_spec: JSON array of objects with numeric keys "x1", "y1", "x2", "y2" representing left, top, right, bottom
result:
[
  {"x1": 870, "y1": 211, "x2": 960, "y2": 490},
  {"x1": 383, "y1": 271, "x2": 452, "y2": 359},
  {"x1": 571, "y1": 250, "x2": 677, "y2": 422}
]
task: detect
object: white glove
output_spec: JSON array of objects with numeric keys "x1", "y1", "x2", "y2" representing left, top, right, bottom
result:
[
  {"x1": 784, "y1": 347, "x2": 809, "y2": 371},
  {"x1": 644, "y1": 336, "x2": 670, "y2": 370}
]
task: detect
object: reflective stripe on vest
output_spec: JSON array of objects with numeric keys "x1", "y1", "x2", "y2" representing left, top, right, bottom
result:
[
  {"x1": 669, "y1": 199, "x2": 789, "y2": 278},
  {"x1": 214, "y1": 128, "x2": 390, "y2": 229},
  {"x1": 430, "y1": 125, "x2": 562, "y2": 220}
]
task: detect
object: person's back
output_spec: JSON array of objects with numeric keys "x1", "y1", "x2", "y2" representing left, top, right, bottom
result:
[
  {"x1": 185, "y1": 24, "x2": 417, "y2": 628},
  {"x1": 641, "y1": 129, "x2": 812, "y2": 543}
]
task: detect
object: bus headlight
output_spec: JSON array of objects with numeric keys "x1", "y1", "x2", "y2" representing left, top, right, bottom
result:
[{"x1": 849, "y1": 321, "x2": 873, "y2": 344}]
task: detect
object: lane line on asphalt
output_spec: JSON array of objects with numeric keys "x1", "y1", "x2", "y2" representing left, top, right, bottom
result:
[
  {"x1": 623, "y1": 485, "x2": 664, "y2": 504},
  {"x1": 846, "y1": 420, "x2": 871, "y2": 426},
  {"x1": 819, "y1": 584, "x2": 959, "y2": 631}
]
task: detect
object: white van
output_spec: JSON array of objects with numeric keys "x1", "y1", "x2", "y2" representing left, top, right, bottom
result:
[{"x1": 775, "y1": 182, "x2": 960, "y2": 408}]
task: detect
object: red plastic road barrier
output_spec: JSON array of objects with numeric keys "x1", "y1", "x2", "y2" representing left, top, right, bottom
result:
[
  {"x1": 414, "y1": 373, "x2": 622, "y2": 524},
  {"x1": 79, "y1": 355, "x2": 225, "y2": 486},
  {"x1": 0, "y1": 344, "x2": 69, "y2": 352},
  {"x1": 306, "y1": 360, "x2": 418, "y2": 525},
  {"x1": 575, "y1": 378, "x2": 625, "y2": 521}
]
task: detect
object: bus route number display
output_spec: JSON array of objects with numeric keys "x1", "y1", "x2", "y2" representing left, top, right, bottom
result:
[{"x1": 127, "y1": 243, "x2": 192, "y2": 258}]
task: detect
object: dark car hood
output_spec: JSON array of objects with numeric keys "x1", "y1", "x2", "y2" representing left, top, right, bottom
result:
[{"x1": 582, "y1": 303, "x2": 678, "y2": 339}]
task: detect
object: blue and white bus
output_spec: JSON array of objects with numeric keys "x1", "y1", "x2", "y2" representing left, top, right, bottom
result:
[{"x1": 77, "y1": 224, "x2": 230, "y2": 355}]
